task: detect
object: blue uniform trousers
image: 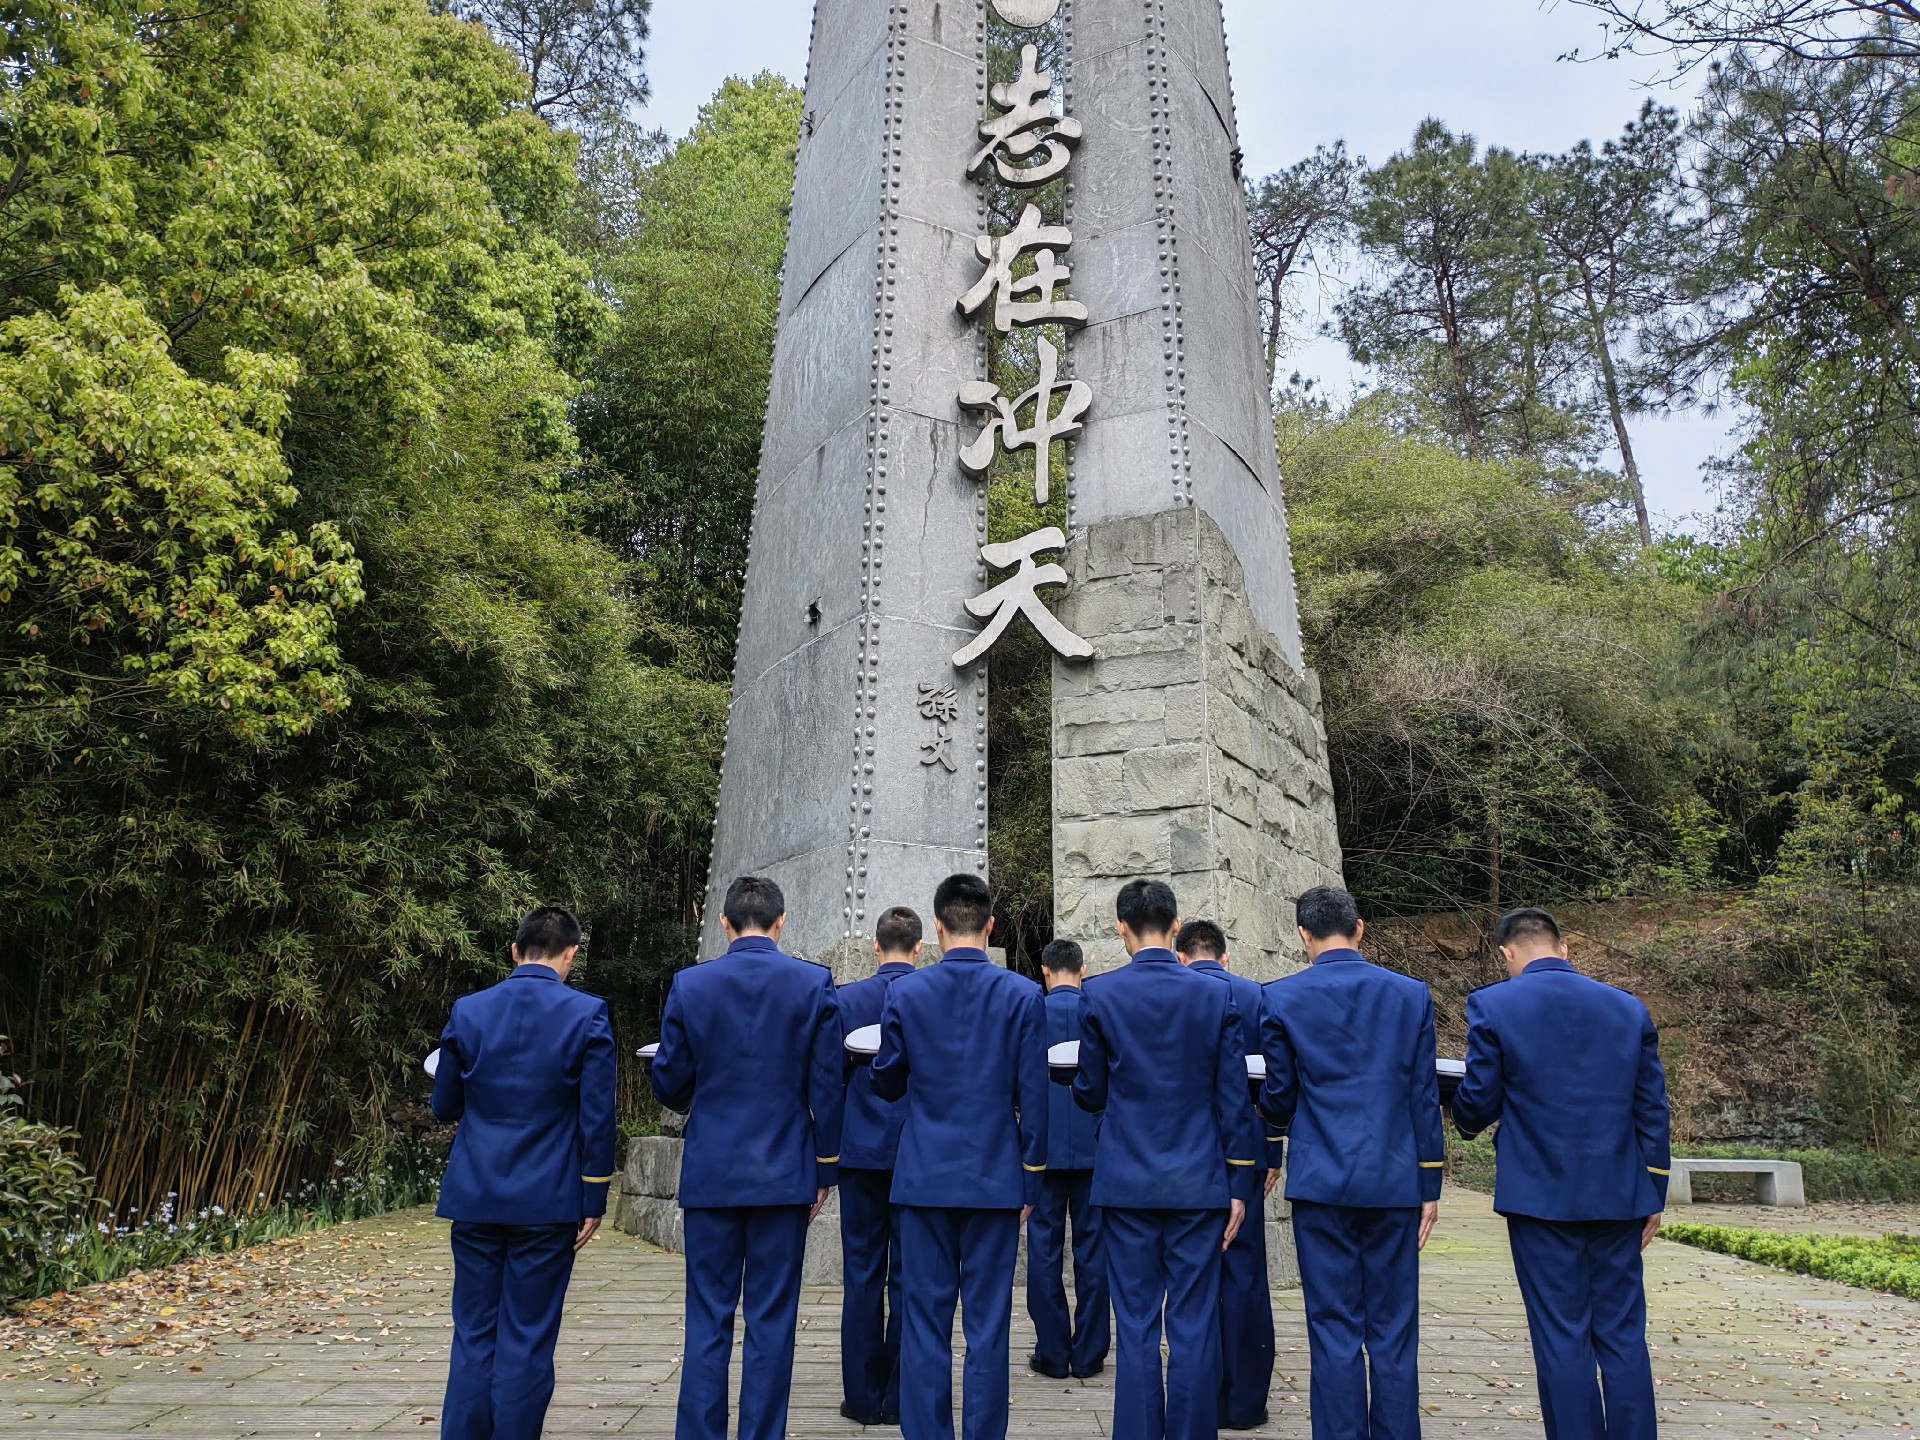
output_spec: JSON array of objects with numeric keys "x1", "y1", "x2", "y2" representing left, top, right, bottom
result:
[
  {"x1": 1291, "y1": 1201, "x2": 1422, "y2": 1440},
  {"x1": 443, "y1": 1222, "x2": 577, "y2": 1440},
  {"x1": 1219, "y1": 1192, "x2": 1275, "y2": 1428},
  {"x1": 1025, "y1": 1169, "x2": 1110, "y2": 1378},
  {"x1": 897, "y1": 1206, "x2": 1020, "y2": 1440},
  {"x1": 1103, "y1": 1207, "x2": 1225, "y2": 1440},
  {"x1": 676, "y1": 1206, "x2": 811, "y2": 1440},
  {"x1": 839, "y1": 1168, "x2": 902, "y2": 1418},
  {"x1": 1507, "y1": 1218, "x2": 1657, "y2": 1440}
]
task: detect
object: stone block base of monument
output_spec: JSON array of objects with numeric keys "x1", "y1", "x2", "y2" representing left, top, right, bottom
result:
[
  {"x1": 611, "y1": 1136, "x2": 1300, "y2": 1290},
  {"x1": 1053, "y1": 507, "x2": 1344, "y2": 984}
]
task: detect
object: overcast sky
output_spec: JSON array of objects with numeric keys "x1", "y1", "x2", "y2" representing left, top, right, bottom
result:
[{"x1": 638, "y1": 0, "x2": 1732, "y2": 533}]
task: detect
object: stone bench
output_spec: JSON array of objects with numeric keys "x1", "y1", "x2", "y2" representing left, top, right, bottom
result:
[{"x1": 1669, "y1": 1158, "x2": 1807, "y2": 1208}]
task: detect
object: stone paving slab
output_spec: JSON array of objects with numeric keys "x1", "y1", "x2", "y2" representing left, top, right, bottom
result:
[{"x1": 3, "y1": 1187, "x2": 1917, "y2": 1437}]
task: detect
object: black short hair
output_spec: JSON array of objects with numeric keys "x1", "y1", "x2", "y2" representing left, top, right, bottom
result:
[
  {"x1": 1040, "y1": 939, "x2": 1084, "y2": 975},
  {"x1": 1494, "y1": 907, "x2": 1563, "y2": 951},
  {"x1": 1175, "y1": 919, "x2": 1227, "y2": 963},
  {"x1": 516, "y1": 907, "x2": 583, "y2": 962},
  {"x1": 933, "y1": 873, "x2": 993, "y2": 936},
  {"x1": 1115, "y1": 878, "x2": 1178, "y2": 935},
  {"x1": 875, "y1": 906, "x2": 924, "y2": 957},
  {"x1": 723, "y1": 875, "x2": 786, "y2": 932},
  {"x1": 1296, "y1": 886, "x2": 1362, "y2": 941}
]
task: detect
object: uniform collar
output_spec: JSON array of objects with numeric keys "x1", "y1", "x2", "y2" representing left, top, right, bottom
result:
[
  {"x1": 1311, "y1": 947, "x2": 1368, "y2": 966},
  {"x1": 1521, "y1": 956, "x2": 1576, "y2": 978},
  {"x1": 510, "y1": 963, "x2": 561, "y2": 982},
  {"x1": 1132, "y1": 946, "x2": 1180, "y2": 964},
  {"x1": 877, "y1": 960, "x2": 916, "y2": 977},
  {"x1": 942, "y1": 947, "x2": 990, "y2": 964},
  {"x1": 725, "y1": 935, "x2": 781, "y2": 957},
  {"x1": 1188, "y1": 958, "x2": 1228, "y2": 976}
]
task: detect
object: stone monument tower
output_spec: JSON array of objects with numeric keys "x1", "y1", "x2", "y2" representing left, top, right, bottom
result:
[{"x1": 700, "y1": 0, "x2": 1343, "y2": 979}]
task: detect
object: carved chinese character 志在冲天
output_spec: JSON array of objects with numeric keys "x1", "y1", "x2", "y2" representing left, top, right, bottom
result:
[
  {"x1": 970, "y1": 44, "x2": 1082, "y2": 188},
  {"x1": 958, "y1": 337, "x2": 1090, "y2": 507},
  {"x1": 953, "y1": 527, "x2": 1094, "y2": 669},
  {"x1": 957, "y1": 204, "x2": 1089, "y2": 334}
]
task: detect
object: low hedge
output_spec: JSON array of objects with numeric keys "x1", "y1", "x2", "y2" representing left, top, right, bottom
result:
[
  {"x1": 1662, "y1": 1224, "x2": 1920, "y2": 1300},
  {"x1": 1444, "y1": 1137, "x2": 1920, "y2": 1204}
]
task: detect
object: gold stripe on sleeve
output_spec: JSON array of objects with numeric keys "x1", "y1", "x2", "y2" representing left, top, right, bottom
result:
[
  {"x1": 582, "y1": 1174, "x2": 618, "y2": 1184},
  {"x1": 1023, "y1": 1163, "x2": 1048, "y2": 1173},
  {"x1": 817, "y1": 1155, "x2": 841, "y2": 1164},
  {"x1": 1419, "y1": 1162, "x2": 1446, "y2": 1169},
  {"x1": 1648, "y1": 1166, "x2": 1671, "y2": 1176},
  {"x1": 1227, "y1": 1159, "x2": 1256, "y2": 1167}
]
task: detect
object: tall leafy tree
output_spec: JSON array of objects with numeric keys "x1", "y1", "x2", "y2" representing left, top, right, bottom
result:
[
  {"x1": 572, "y1": 74, "x2": 802, "y2": 680},
  {"x1": 0, "y1": 0, "x2": 722, "y2": 1211},
  {"x1": 1527, "y1": 103, "x2": 1691, "y2": 545},
  {"x1": 1566, "y1": 1, "x2": 1920, "y2": 68},
  {"x1": 1340, "y1": 121, "x2": 1592, "y2": 466},
  {"x1": 448, "y1": 0, "x2": 651, "y2": 130},
  {"x1": 1246, "y1": 142, "x2": 1361, "y2": 384}
]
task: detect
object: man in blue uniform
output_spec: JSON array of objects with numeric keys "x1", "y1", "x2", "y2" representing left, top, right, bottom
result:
[
  {"x1": 1025, "y1": 938, "x2": 1109, "y2": 1382},
  {"x1": 871, "y1": 873, "x2": 1048, "y2": 1440},
  {"x1": 836, "y1": 906, "x2": 922, "y2": 1426},
  {"x1": 651, "y1": 876, "x2": 844, "y2": 1440},
  {"x1": 1259, "y1": 886, "x2": 1445, "y2": 1440},
  {"x1": 433, "y1": 907, "x2": 618, "y2": 1440},
  {"x1": 1453, "y1": 907, "x2": 1671, "y2": 1440},
  {"x1": 1074, "y1": 880, "x2": 1257, "y2": 1440},
  {"x1": 1175, "y1": 919, "x2": 1278, "y2": 1431}
]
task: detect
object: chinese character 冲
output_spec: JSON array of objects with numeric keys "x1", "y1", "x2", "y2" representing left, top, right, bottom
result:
[
  {"x1": 969, "y1": 44, "x2": 1083, "y2": 187},
  {"x1": 957, "y1": 204, "x2": 1089, "y2": 334},
  {"x1": 958, "y1": 336, "x2": 1091, "y2": 507},
  {"x1": 952, "y1": 527, "x2": 1094, "y2": 669}
]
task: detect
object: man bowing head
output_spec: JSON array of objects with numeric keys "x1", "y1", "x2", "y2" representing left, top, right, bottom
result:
[
  {"x1": 433, "y1": 907, "x2": 617, "y2": 1440},
  {"x1": 1453, "y1": 907, "x2": 1671, "y2": 1440},
  {"x1": 651, "y1": 876, "x2": 845, "y2": 1440},
  {"x1": 872, "y1": 873, "x2": 1048, "y2": 1440}
]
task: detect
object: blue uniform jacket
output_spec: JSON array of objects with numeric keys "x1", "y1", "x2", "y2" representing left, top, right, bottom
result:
[
  {"x1": 1188, "y1": 958, "x2": 1285, "y2": 1176},
  {"x1": 1043, "y1": 987, "x2": 1100, "y2": 1172},
  {"x1": 1452, "y1": 957, "x2": 1672, "y2": 1222},
  {"x1": 1258, "y1": 950, "x2": 1446, "y2": 1209},
  {"x1": 651, "y1": 936, "x2": 845, "y2": 1209},
  {"x1": 871, "y1": 949, "x2": 1049, "y2": 1210},
  {"x1": 839, "y1": 960, "x2": 916, "y2": 1170},
  {"x1": 432, "y1": 964, "x2": 619, "y2": 1225},
  {"x1": 1073, "y1": 949, "x2": 1259, "y2": 1210}
]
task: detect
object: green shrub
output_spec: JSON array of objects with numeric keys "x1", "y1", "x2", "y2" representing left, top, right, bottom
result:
[
  {"x1": 1444, "y1": 1136, "x2": 1920, "y2": 1203},
  {"x1": 1663, "y1": 1224, "x2": 1920, "y2": 1300},
  {"x1": 0, "y1": 1039, "x2": 95, "y2": 1305}
]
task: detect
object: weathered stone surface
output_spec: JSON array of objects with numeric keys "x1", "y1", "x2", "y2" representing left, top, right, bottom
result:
[
  {"x1": 701, "y1": 0, "x2": 992, "y2": 965},
  {"x1": 1054, "y1": 508, "x2": 1342, "y2": 984},
  {"x1": 623, "y1": 1136, "x2": 683, "y2": 1201}
]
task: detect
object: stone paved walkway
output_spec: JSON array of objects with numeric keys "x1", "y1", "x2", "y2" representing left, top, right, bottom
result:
[{"x1": 2, "y1": 1187, "x2": 1914, "y2": 1438}]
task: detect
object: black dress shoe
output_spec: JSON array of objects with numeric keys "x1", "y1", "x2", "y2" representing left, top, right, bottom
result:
[
  {"x1": 1026, "y1": 1353, "x2": 1071, "y2": 1379},
  {"x1": 1069, "y1": 1359, "x2": 1106, "y2": 1379},
  {"x1": 840, "y1": 1403, "x2": 895, "y2": 1426},
  {"x1": 1220, "y1": 1412, "x2": 1270, "y2": 1431}
]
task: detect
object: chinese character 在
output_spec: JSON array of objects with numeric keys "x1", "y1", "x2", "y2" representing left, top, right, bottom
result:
[
  {"x1": 957, "y1": 204, "x2": 1089, "y2": 334},
  {"x1": 958, "y1": 337, "x2": 1090, "y2": 507},
  {"x1": 969, "y1": 43, "x2": 1082, "y2": 188},
  {"x1": 952, "y1": 527, "x2": 1095, "y2": 669}
]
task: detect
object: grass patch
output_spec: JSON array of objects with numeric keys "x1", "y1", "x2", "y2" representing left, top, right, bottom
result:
[
  {"x1": 1663, "y1": 1224, "x2": 1920, "y2": 1300},
  {"x1": 1444, "y1": 1137, "x2": 1920, "y2": 1203}
]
